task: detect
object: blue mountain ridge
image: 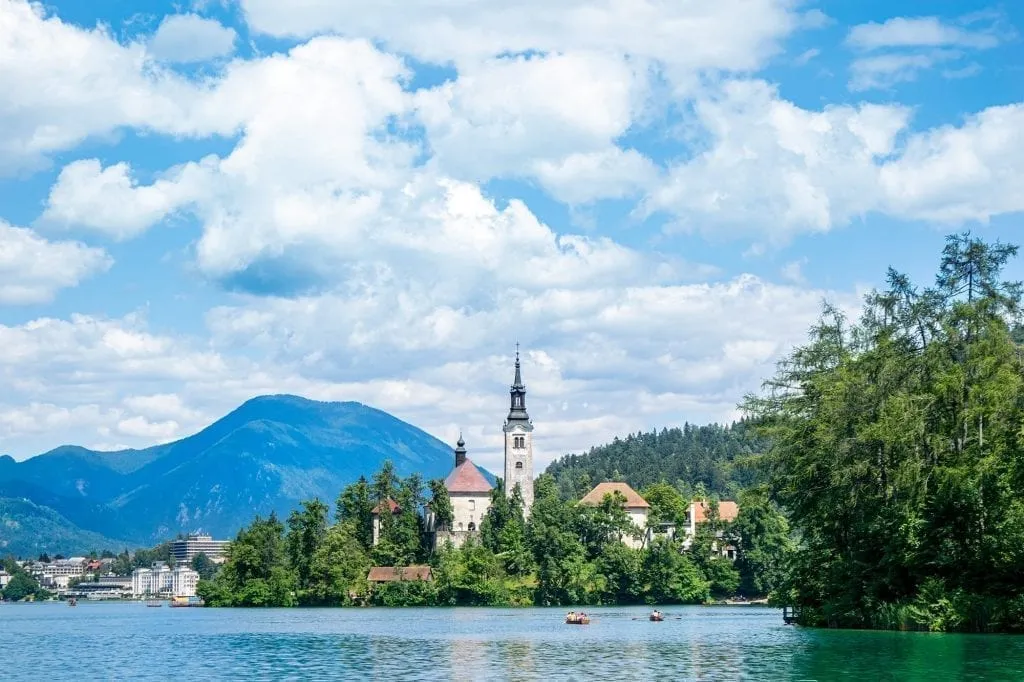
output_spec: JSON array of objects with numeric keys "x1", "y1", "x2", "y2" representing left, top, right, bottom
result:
[{"x1": 0, "y1": 395, "x2": 491, "y2": 548}]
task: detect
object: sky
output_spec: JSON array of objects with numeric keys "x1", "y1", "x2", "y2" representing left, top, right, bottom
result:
[{"x1": 1, "y1": 0, "x2": 1023, "y2": 472}]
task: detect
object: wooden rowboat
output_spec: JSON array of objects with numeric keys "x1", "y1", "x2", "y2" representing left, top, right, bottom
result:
[
  {"x1": 565, "y1": 615, "x2": 590, "y2": 625},
  {"x1": 649, "y1": 613, "x2": 664, "y2": 622}
]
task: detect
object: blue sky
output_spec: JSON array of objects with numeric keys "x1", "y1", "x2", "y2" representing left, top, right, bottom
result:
[{"x1": 1, "y1": 0, "x2": 1022, "y2": 470}]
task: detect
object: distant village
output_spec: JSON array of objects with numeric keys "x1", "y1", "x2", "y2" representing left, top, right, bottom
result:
[{"x1": 0, "y1": 534, "x2": 229, "y2": 602}]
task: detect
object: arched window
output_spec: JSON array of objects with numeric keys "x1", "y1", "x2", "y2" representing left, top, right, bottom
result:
[
  {"x1": 467, "y1": 522, "x2": 476, "y2": 532},
  {"x1": 515, "y1": 461, "x2": 524, "y2": 469},
  {"x1": 458, "y1": 522, "x2": 463, "y2": 531}
]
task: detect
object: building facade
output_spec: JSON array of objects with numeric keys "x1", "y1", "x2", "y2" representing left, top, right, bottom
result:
[
  {"x1": 170, "y1": 534, "x2": 230, "y2": 564},
  {"x1": 579, "y1": 482, "x2": 651, "y2": 549},
  {"x1": 131, "y1": 563, "x2": 200, "y2": 597},
  {"x1": 503, "y1": 350, "x2": 534, "y2": 514},
  {"x1": 431, "y1": 436, "x2": 493, "y2": 548}
]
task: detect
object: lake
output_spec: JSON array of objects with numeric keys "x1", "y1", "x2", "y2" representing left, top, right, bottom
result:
[{"x1": 2, "y1": 603, "x2": 1023, "y2": 680}]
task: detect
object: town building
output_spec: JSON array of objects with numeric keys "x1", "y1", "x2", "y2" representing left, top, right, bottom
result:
[
  {"x1": 33, "y1": 558, "x2": 86, "y2": 589},
  {"x1": 131, "y1": 562, "x2": 200, "y2": 597},
  {"x1": 65, "y1": 577, "x2": 132, "y2": 600},
  {"x1": 680, "y1": 500, "x2": 740, "y2": 557},
  {"x1": 170, "y1": 534, "x2": 231, "y2": 564},
  {"x1": 0, "y1": 569, "x2": 10, "y2": 589},
  {"x1": 579, "y1": 482, "x2": 651, "y2": 549}
]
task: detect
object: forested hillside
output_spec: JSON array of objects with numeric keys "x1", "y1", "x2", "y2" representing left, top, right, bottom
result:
[{"x1": 545, "y1": 421, "x2": 769, "y2": 501}]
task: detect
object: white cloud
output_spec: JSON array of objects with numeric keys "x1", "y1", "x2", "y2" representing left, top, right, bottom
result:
[
  {"x1": 644, "y1": 80, "x2": 910, "y2": 239},
  {"x1": 848, "y1": 50, "x2": 960, "y2": 91},
  {"x1": 148, "y1": 13, "x2": 237, "y2": 63},
  {"x1": 847, "y1": 16, "x2": 1001, "y2": 50},
  {"x1": 0, "y1": 220, "x2": 111, "y2": 304},
  {"x1": 239, "y1": 0, "x2": 800, "y2": 78},
  {"x1": 845, "y1": 15, "x2": 1005, "y2": 92},
  {"x1": 0, "y1": 0, "x2": 214, "y2": 173},
  {"x1": 879, "y1": 103, "x2": 1024, "y2": 223},
  {"x1": 41, "y1": 159, "x2": 204, "y2": 239}
]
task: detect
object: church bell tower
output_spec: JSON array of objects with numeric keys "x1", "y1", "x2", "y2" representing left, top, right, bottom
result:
[{"x1": 503, "y1": 347, "x2": 534, "y2": 514}]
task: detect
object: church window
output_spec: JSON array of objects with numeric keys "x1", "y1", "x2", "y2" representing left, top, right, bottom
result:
[
  {"x1": 468, "y1": 522, "x2": 476, "y2": 532},
  {"x1": 458, "y1": 522, "x2": 463, "y2": 531},
  {"x1": 515, "y1": 461, "x2": 523, "y2": 469}
]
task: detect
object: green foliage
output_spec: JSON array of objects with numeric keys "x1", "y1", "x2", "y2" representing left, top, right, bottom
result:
[
  {"x1": 546, "y1": 423, "x2": 767, "y2": 501},
  {"x1": 731, "y1": 488, "x2": 792, "y2": 598},
  {"x1": 428, "y1": 479, "x2": 453, "y2": 531},
  {"x1": 2, "y1": 570, "x2": 47, "y2": 601},
  {"x1": 642, "y1": 538, "x2": 709, "y2": 604},
  {"x1": 203, "y1": 512, "x2": 295, "y2": 607},
  {"x1": 335, "y1": 476, "x2": 375, "y2": 549},
  {"x1": 304, "y1": 523, "x2": 370, "y2": 605},
  {"x1": 746, "y1": 233, "x2": 1024, "y2": 632},
  {"x1": 191, "y1": 553, "x2": 219, "y2": 581},
  {"x1": 287, "y1": 498, "x2": 329, "y2": 590}
]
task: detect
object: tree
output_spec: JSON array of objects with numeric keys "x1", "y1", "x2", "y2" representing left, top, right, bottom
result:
[
  {"x1": 2, "y1": 572, "x2": 42, "y2": 602},
  {"x1": 731, "y1": 488, "x2": 791, "y2": 598},
  {"x1": 428, "y1": 478, "x2": 453, "y2": 531},
  {"x1": 191, "y1": 553, "x2": 219, "y2": 581},
  {"x1": 305, "y1": 523, "x2": 370, "y2": 605},
  {"x1": 287, "y1": 498, "x2": 329, "y2": 591},
  {"x1": 642, "y1": 538, "x2": 709, "y2": 604},
  {"x1": 746, "y1": 235, "x2": 1024, "y2": 631},
  {"x1": 336, "y1": 477, "x2": 375, "y2": 550},
  {"x1": 204, "y1": 512, "x2": 295, "y2": 607}
]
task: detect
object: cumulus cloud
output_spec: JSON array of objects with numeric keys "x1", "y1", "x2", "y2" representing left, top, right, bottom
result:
[
  {"x1": 0, "y1": 221, "x2": 111, "y2": 303},
  {"x1": 148, "y1": 14, "x2": 237, "y2": 63}
]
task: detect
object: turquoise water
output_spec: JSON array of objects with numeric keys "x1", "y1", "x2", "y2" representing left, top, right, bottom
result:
[{"x1": 2, "y1": 603, "x2": 1024, "y2": 680}]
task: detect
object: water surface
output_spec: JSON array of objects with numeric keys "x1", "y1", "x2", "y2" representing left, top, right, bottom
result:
[{"x1": 2, "y1": 603, "x2": 1023, "y2": 680}]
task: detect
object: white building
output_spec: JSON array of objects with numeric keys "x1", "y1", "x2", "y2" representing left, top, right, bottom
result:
[
  {"x1": 170, "y1": 534, "x2": 230, "y2": 564},
  {"x1": 131, "y1": 563, "x2": 200, "y2": 597},
  {"x1": 0, "y1": 570, "x2": 10, "y2": 589},
  {"x1": 34, "y1": 558, "x2": 86, "y2": 589},
  {"x1": 428, "y1": 436, "x2": 494, "y2": 549},
  {"x1": 579, "y1": 482, "x2": 651, "y2": 549}
]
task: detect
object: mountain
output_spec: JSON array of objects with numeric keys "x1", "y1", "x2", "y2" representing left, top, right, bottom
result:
[
  {"x1": 0, "y1": 497, "x2": 129, "y2": 557},
  {"x1": 0, "y1": 395, "x2": 465, "y2": 548}
]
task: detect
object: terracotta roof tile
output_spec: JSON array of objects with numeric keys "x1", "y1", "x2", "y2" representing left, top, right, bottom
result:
[
  {"x1": 693, "y1": 500, "x2": 739, "y2": 523},
  {"x1": 579, "y1": 482, "x2": 650, "y2": 508},
  {"x1": 367, "y1": 565, "x2": 433, "y2": 582},
  {"x1": 444, "y1": 458, "x2": 493, "y2": 494},
  {"x1": 372, "y1": 498, "x2": 401, "y2": 515}
]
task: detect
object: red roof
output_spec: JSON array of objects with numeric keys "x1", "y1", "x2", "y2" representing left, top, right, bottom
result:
[
  {"x1": 693, "y1": 500, "x2": 739, "y2": 523},
  {"x1": 444, "y1": 459, "x2": 493, "y2": 494},
  {"x1": 371, "y1": 498, "x2": 400, "y2": 515},
  {"x1": 367, "y1": 566, "x2": 433, "y2": 582},
  {"x1": 580, "y1": 482, "x2": 650, "y2": 508}
]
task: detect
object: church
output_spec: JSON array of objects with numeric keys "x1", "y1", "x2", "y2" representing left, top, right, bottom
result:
[{"x1": 428, "y1": 350, "x2": 535, "y2": 548}]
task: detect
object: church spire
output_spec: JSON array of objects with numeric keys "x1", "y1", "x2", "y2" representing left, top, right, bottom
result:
[
  {"x1": 454, "y1": 433, "x2": 467, "y2": 467},
  {"x1": 507, "y1": 346, "x2": 529, "y2": 423}
]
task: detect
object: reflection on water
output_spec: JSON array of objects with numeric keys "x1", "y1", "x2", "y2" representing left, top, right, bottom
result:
[{"x1": 2, "y1": 604, "x2": 1024, "y2": 681}]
